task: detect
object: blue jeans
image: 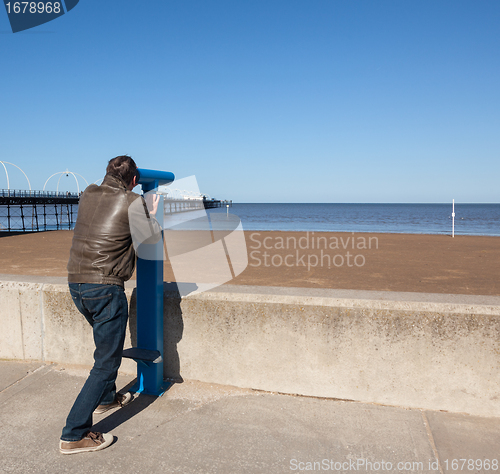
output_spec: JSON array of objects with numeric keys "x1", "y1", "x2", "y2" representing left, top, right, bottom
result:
[{"x1": 61, "y1": 283, "x2": 129, "y2": 442}]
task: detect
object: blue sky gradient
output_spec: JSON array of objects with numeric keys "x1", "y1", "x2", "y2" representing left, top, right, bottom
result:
[{"x1": 1, "y1": 0, "x2": 499, "y2": 202}]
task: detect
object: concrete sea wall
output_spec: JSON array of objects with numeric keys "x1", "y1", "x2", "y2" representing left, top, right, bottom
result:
[{"x1": 1, "y1": 275, "x2": 499, "y2": 417}]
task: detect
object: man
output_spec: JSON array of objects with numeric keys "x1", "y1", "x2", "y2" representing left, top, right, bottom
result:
[{"x1": 60, "y1": 155, "x2": 160, "y2": 454}]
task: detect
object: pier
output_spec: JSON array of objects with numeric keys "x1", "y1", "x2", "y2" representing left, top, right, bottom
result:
[
  {"x1": 164, "y1": 196, "x2": 232, "y2": 214},
  {"x1": 0, "y1": 189, "x2": 232, "y2": 232},
  {"x1": 203, "y1": 197, "x2": 232, "y2": 210},
  {"x1": 0, "y1": 189, "x2": 79, "y2": 232}
]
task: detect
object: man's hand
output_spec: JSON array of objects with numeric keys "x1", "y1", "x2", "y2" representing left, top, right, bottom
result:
[{"x1": 145, "y1": 193, "x2": 161, "y2": 216}]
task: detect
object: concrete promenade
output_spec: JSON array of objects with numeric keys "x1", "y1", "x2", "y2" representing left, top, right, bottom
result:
[
  {"x1": 1, "y1": 273, "x2": 499, "y2": 472},
  {"x1": 1, "y1": 360, "x2": 499, "y2": 474},
  {"x1": 1, "y1": 274, "x2": 500, "y2": 417}
]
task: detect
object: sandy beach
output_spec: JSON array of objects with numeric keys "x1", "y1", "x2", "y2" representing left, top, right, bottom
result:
[{"x1": 0, "y1": 230, "x2": 498, "y2": 296}]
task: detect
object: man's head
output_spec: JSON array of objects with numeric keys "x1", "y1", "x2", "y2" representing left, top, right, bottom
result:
[{"x1": 106, "y1": 155, "x2": 139, "y2": 190}]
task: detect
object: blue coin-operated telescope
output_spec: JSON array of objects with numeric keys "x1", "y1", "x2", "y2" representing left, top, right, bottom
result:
[{"x1": 123, "y1": 168, "x2": 175, "y2": 396}]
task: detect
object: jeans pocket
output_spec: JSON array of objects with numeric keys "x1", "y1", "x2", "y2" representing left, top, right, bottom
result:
[{"x1": 82, "y1": 293, "x2": 113, "y2": 323}]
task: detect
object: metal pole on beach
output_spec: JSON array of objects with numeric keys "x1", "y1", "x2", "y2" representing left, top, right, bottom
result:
[{"x1": 452, "y1": 199, "x2": 455, "y2": 238}]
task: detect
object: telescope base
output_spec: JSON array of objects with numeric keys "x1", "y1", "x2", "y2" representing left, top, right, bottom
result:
[{"x1": 129, "y1": 379, "x2": 172, "y2": 397}]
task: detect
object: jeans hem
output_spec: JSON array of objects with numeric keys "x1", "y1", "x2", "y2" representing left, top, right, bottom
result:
[{"x1": 60, "y1": 437, "x2": 84, "y2": 442}]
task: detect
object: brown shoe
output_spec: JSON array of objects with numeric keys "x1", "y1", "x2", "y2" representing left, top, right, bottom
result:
[
  {"x1": 94, "y1": 392, "x2": 133, "y2": 415},
  {"x1": 59, "y1": 431, "x2": 113, "y2": 454}
]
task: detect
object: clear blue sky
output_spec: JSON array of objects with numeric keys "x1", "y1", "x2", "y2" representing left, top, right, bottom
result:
[{"x1": 1, "y1": 0, "x2": 499, "y2": 202}]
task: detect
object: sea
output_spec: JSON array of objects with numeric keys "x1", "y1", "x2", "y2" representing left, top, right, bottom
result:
[
  {"x1": 1, "y1": 202, "x2": 499, "y2": 236},
  {"x1": 207, "y1": 203, "x2": 500, "y2": 236}
]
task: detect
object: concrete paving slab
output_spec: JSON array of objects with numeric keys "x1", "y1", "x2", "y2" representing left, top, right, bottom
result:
[
  {"x1": 0, "y1": 360, "x2": 44, "y2": 391},
  {"x1": 0, "y1": 362, "x2": 498, "y2": 474},
  {"x1": 425, "y1": 410, "x2": 500, "y2": 473},
  {"x1": 130, "y1": 392, "x2": 439, "y2": 474}
]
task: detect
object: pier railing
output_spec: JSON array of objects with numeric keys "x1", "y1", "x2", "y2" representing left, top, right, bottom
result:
[{"x1": 0, "y1": 189, "x2": 80, "y2": 199}]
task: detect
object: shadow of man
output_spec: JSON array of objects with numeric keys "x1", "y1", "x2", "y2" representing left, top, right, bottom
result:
[
  {"x1": 127, "y1": 281, "x2": 192, "y2": 385},
  {"x1": 91, "y1": 386, "x2": 157, "y2": 434}
]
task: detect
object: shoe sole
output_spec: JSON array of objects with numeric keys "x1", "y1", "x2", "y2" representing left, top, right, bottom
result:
[
  {"x1": 94, "y1": 393, "x2": 133, "y2": 415},
  {"x1": 93, "y1": 404, "x2": 118, "y2": 415},
  {"x1": 59, "y1": 434, "x2": 113, "y2": 454}
]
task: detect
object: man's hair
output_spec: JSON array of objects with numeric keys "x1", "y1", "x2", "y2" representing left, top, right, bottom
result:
[{"x1": 106, "y1": 155, "x2": 138, "y2": 186}]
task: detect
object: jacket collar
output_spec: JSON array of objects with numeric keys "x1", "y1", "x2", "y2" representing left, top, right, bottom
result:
[{"x1": 102, "y1": 173, "x2": 129, "y2": 190}]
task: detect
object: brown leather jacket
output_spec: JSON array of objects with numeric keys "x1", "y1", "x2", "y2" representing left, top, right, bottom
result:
[{"x1": 67, "y1": 173, "x2": 156, "y2": 287}]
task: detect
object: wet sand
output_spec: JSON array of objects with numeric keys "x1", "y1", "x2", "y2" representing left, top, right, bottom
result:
[{"x1": 0, "y1": 230, "x2": 498, "y2": 295}]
